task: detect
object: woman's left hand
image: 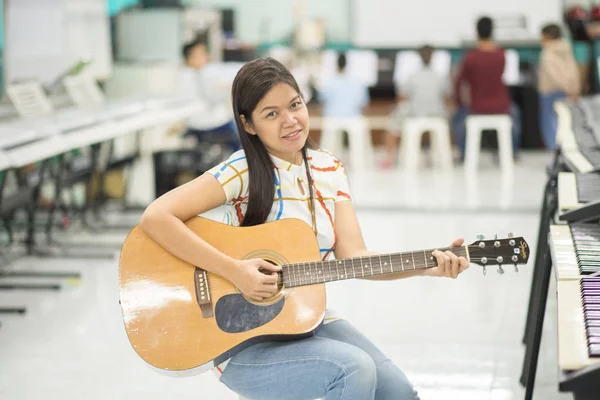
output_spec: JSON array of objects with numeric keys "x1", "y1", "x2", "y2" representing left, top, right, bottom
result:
[{"x1": 423, "y1": 238, "x2": 469, "y2": 279}]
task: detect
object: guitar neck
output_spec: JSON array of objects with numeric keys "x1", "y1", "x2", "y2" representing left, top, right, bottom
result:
[{"x1": 282, "y1": 246, "x2": 469, "y2": 288}]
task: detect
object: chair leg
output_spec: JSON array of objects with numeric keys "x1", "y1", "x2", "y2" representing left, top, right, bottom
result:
[
  {"x1": 402, "y1": 126, "x2": 421, "y2": 171},
  {"x1": 433, "y1": 125, "x2": 454, "y2": 171},
  {"x1": 320, "y1": 123, "x2": 341, "y2": 158},
  {"x1": 347, "y1": 120, "x2": 372, "y2": 170},
  {"x1": 497, "y1": 123, "x2": 514, "y2": 175},
  {"x1": 464, "y1": 124, "x2": 481, "y2": 175}
]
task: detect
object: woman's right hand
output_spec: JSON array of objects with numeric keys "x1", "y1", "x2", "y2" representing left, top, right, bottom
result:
[{"x1": 229, "y1": 259, "x2": 281, "y2": 301}]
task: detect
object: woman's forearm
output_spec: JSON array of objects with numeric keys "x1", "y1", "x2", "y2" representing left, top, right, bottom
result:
[{"x1": 139, "y1": 209, "x2": 240, "y2": 281}]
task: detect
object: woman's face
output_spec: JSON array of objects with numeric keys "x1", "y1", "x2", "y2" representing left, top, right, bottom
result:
[{"x1": 242, "y1": 83, "x2": 309, "y2": 164}]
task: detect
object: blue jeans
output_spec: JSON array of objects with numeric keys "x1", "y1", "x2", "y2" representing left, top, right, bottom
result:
[
  {"x1": 539, "y1": 91, "x2": 566, "y2": 150},
  {"x1": 220, "y1": 320, "x2": 419, "y2": 400},
  {"x1": 451, "y1": 104, "x2": 522, "y2": 155}
]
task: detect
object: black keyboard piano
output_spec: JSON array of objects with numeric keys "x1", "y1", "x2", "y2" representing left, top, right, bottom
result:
[
  {"x1": 521, "y1": 97, "x2": 600, "y2": 400},
  {"x1": 549, "y1": 222, "x2": 600, "y2": 398},
  {"x1": 561, "y1": 101, "x2": 600, "y2": 173}
]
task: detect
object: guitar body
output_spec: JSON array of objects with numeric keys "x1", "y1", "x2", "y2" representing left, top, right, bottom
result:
[{"x1": 119, "y1": 217, "x2": 325, "y2": 373}]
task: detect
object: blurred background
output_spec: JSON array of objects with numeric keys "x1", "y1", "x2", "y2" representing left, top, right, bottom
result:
[{"x1": 1, "y1": 1, "x2": 600, "y2": 399}]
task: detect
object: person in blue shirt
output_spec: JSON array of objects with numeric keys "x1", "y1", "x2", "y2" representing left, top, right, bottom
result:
[{"x1": 318, "y1": 53, "x2": 369, "y2": 117}]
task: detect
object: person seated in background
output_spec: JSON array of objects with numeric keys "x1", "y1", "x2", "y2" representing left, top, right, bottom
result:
[
  {"x1": 538, "y1": 23, "x2": 580, "y2": 150},
  {"x1": 380, "y1": 45, "x2": 451, "y2": 168},
  {"x1": 179, "y1": 40, "x2": 240, "y2": 152},
  {"x1": 318, "y1": 53, "x2": 369, "y2": 118},
  {"x1": 451, "y1": 16, "x2": 522, "y2": 160}
]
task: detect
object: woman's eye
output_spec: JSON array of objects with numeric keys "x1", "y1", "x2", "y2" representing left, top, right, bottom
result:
[
  {"x1": 267, "y1": 111, "x2": 277, "y2": 118},
  {"x1": 291, "y1": 101, "x2": 302, "y2": 109}
]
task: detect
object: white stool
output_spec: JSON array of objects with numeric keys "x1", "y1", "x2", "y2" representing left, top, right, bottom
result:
[
  {"x1": 320, "y1": 116, "x2": 373, "y2": 170},
  {"x1": 400, "y1": 117, "x2": 453, "y2": 171},
  {"x1": 464, "y1": 115, "x2": 514, "y2": 175}
]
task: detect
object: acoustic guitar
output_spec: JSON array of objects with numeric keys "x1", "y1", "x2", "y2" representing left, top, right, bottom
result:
[{"x1": 118, "y1": 216, "x2": 529, "y2": 374}]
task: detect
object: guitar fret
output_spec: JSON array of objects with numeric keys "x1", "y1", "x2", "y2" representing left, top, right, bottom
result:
[
  {"x1": 349, "y1": 257, "x2": 357, "y2": 278},
  {"x1": 410, "y1": 251, "x2": 415, "y2": 271},
  {"x1": 303, "y1": 261, "x2": 308, "y2": 285},
  {"x1": 423, "y1": 250, "x2": 428, "y2": 269},
  {"x1": 317, "y1": 260, "x2": 323, "y2": 283},
  {"x1": 369, "y1": 256, "x2": 373, "y2": 277}
]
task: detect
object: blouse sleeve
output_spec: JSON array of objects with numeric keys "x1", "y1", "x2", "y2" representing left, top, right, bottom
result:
[
  {"x1": 334, "y1": 161, "x2": 352, "y2": 202},
  {"x1": 205, "y1": 153, "x2": 248, "y2": 204}
]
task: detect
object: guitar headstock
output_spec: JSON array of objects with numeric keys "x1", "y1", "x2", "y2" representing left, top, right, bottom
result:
[{"x1": 468, "y1": 233, "x2": 530, "y2": 275}]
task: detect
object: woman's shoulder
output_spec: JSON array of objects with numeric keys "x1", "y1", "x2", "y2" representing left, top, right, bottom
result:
[
  {"x1": 207, "y1": 150, "x2": 248, "y2": 179},
  {"x1": 308, "y1": 148, "x2": 342, "y2": 164},
  {"x1": 220, "y1": 150, "x2": 248, "y2": 167},
  {"x1": 307, "y1": 148, "x2": 347, "y2": 177}
]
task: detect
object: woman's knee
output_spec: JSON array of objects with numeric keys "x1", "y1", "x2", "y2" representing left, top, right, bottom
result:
[
  {"x1": 332, "y1": 347, "x2": 377, "y2": 394},
  {"x1": 375, "y1": 359, "x2": 419, "y2": 400}
]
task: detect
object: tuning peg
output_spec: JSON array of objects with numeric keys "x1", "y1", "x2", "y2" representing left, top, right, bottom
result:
[
  {"x1": 476, "y1": 234, "x2": 485, "y2": 241},
  {"x1": 494, "y1": 233, "x2": 498, "y2": 240},
  {"x1": 497, "y1": 265, "x2": 504, "y2": 274},
  {"x1": 514, "y1": 264, "x2": 519, "y2": 273},
  {"x1": 508, "y1": 232, "x2": 514, "y2": 238},
  {"x1": 482, "y1": 265, "x2": 487, "y2": 275}
]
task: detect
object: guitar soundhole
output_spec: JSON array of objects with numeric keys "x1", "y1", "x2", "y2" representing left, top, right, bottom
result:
[{"x1": 259, "y1": 260, "x2": 284, "y2": 292}]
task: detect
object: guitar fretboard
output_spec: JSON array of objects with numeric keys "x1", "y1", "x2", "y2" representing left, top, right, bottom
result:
[{"x1": 281, "y1": 246, "x2": 468, "y2": 288}]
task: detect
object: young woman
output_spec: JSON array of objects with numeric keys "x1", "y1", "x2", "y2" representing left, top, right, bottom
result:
[{"x1": 140, "y1": 58, "x2": 469, "y2": 400}]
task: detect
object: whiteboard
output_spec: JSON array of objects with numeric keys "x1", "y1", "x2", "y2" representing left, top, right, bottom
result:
[
  {"x1": 353, "y1": 0, "x2": 561, "y2": 47},
  {"x1": 5, "y1": 0, "x2": 112, "y2": 86}
]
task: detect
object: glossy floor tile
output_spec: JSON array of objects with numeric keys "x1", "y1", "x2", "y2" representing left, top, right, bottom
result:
[{"x1": 0, "y1": 151, "x2": 571, "y2": 399}]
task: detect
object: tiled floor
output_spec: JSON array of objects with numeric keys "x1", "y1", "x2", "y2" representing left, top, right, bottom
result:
[{"x1": 0, "y1": 151, "x2": 571, "y2": 399}]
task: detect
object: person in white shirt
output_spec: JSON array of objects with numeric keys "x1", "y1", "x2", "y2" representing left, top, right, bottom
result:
[
  {"x1": 318, "y1": 53, "x2": 369, "y2": 118},
  {"x1": 380, "y1": 45, "x2": 450, "y2": 168},
  {"x1": 179, "y1": 41, "x2": 240, "y2": 150}
]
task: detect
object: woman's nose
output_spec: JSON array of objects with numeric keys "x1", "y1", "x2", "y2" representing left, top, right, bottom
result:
[{"x1": 281, "y1": 111, "x2": 297, "y2": 126}]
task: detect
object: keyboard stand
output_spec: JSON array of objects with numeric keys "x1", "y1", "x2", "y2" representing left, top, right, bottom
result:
[
  {"x1": 560, "y1": 363, "x2": 600, "y2": 399},
  {"x1": 519, "y1": 224, "x2": 555, "y2": 400},
  {"x1": 522, "y1": 150, "x2": 561, "y2": 345}
]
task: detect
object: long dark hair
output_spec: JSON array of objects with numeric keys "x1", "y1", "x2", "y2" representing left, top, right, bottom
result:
[{"x1": 231, "y1": 58, "x2": 316, "y2": 227}]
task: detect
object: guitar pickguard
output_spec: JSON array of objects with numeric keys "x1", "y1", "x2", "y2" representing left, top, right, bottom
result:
[{"x1": 215, "y1": 294, "x2": 285, "y2": 333}]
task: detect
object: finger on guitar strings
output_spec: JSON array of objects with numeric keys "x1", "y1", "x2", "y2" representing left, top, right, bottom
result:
[{"x1": 445, "y1": 250, "x2": 459, "y2": 279}]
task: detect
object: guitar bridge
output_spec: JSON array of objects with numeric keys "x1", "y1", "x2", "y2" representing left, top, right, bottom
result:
[{"x1": 194, "y1": 268, "x2": 214, "y2": 318}]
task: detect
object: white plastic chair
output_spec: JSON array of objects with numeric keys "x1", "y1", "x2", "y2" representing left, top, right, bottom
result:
[
  {"x1": 400, "y1": 117, "x2": 453, "y2": 171},
  {"x1": 464, "y1": 115, "x2": 514, "y2": 175},
  {"x1": 320, "y1": 116, "x2": 373, "y2": 170}
]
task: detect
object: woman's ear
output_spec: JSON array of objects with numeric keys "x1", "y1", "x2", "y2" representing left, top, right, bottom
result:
[{"x1": 240, "y1": 115, "x2": 257, "y2": 135}]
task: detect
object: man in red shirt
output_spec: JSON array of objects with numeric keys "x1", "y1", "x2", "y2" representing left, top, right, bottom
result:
[{"x1": 451, "y1": 17, "x2": 522, "y2": 158}]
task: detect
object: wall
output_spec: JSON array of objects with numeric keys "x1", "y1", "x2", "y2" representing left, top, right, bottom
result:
[
  {"x1": 108, "y1": 0, "x2": 140, "y2": 16},
  {"x1": 182, "y1": 0, "x2": 350, "y2": 43}
]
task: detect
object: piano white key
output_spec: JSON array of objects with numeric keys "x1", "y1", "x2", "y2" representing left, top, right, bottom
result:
[
  {"x1": 564, "y1": 150, "x2": 594, "y2": 174},
  {"x1": 550, "y1": 225, "x2": 581, "y2": 280},
  {"x1": 558, "y1": 172, "x2": 585, "y2": 211},
  {"x1": 557, "y1": 280, "x2": 600, "y2": 370}
]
